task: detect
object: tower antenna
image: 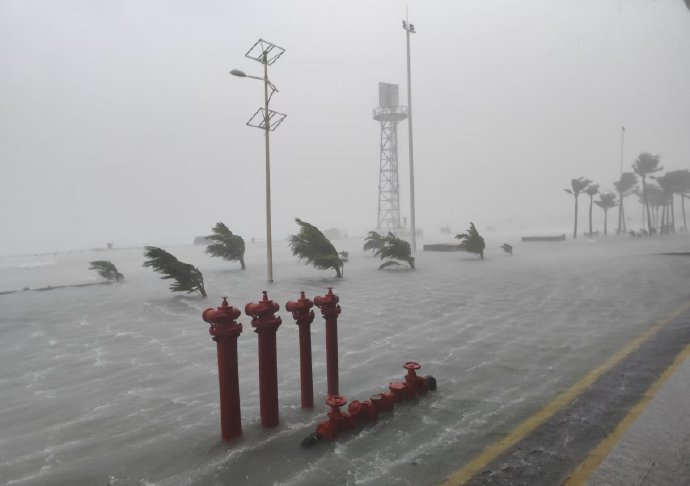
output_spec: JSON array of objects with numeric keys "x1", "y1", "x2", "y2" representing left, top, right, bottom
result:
[{"x1": 373, "y1": 83, "x2": 408, "y2": 231}]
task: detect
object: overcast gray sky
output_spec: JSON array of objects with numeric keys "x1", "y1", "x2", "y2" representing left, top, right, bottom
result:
[{"x1": 1, "y1": 0, "x2": 689, "y2": 255}]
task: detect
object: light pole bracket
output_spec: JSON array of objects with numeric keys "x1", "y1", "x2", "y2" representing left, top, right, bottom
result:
[
  {"x1": 246, "y1": 108, "x2": 287, "y2": 131},
  {"x1": 245, "y1": 39, "x2": 286, "y2": 65}
]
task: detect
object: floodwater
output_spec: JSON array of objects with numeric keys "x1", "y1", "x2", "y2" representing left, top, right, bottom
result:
[{"x1": 1, "y1": 233, "x2": 689, "y2": 485}]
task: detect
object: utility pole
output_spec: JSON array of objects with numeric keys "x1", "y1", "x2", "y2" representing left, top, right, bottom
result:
[{"x1": 620, "y1": 125, "x2": 625, "y2": 175}]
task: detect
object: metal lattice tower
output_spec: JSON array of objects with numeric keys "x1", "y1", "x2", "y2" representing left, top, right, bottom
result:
[{"x1": 373, "y1": 82, "x2": 408, "y2": 230}]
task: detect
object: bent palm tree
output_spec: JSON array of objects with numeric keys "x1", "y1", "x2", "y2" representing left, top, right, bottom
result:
[
  {"x1": 288, "y1": 218, "x2": 344, "y2": 278},
  {"x1": 613, "y1": 172, "x2": 637, "y2": 234},
  {"x1": 377, "y1": 233, "x2": 415, "y2": 269},
  {"x1": 632, "y1": 153, "x2": 663, "y2": 235},
  {"x1": 363, "y1": 231, "x2": 384, "y2": 255},
  {"x1": 143, "y1": 246, "x2": 206, "y2": 297},
  {"x1": 564, "y1": 177, "x2": 592, "y2": 239},
  {"x1": 89, "y1": 260, "x2": 124, "y2": 282},
  {"x1": 594, "y1": 193, "x2": 617, "y2": 236},
  {"x1": 205, "y1": 222, "x2": 246, "y2": 269},
  {"x1": 455, "y1": 222, "x2": 486, "y2": 258}
]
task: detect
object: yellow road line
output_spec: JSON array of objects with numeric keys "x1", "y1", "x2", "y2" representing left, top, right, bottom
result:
[
  {"x1": 441, "y1": 300, "x2": 690, "y2": 486},
  {"x1": 563, "y1": 341, "x2": 690, "y2": 485}
]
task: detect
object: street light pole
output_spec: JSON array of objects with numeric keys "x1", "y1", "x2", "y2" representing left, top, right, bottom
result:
[
  {"x1": 403, "y1": 15, "x2": 417, "y2": 252},
  {"x1": 262, "y1": 54, "x2": 273, "y2": 283},
  {"x1": 231, "y1": 39, "x2": 286, "y2": 283}
]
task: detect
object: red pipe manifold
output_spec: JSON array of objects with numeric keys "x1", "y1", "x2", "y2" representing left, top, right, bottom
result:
[{"x1": 301, "y1": 361, "x2": 437, "y2": 447}]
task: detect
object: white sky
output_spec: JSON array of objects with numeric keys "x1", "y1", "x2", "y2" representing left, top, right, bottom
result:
[{"x1": 1, "y1": 0, "x2": 689, "y2": 255}]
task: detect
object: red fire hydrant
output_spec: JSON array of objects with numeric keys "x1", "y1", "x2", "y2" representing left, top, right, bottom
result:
[
  {"x1": 285, "y1": 291, "x2": 316, "y2": 409},
  {"x1": 245, "y1": 291, "x2": 282, "y2": 428},
  {"x1": 314, "y1": 288, "x2": 341, "y2": 397},
  {"x1": 202, "y1": 297, "x2": 243, "y2": 441}
]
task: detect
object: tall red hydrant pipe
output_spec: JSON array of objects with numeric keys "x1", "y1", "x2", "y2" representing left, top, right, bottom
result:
[
  {"x1": 245, "y1": 291, "x2": 282, "y2": 428},
  {"x1": 202, "y1": 297, "x2": 243, "y2": 441},
  {"x1": 285, "y1": 291, "x2": 315, "y2": 409},
  {"x1": 314, "y1": 288, "x2": 341, "y2": 397}
]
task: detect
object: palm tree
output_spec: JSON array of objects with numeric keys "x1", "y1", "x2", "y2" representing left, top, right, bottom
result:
[
  {"x1": 455, "y1": 222, "x2": 486, "y2": 258},
  {"x1": 613, "y1": 172, "x2": 637, "y2": 234},
  {"x1": 584, "y1": 183, "x2": 600, "y2": 236},
  {"x1": 666, "y1": 169, "x2": 690, "y2": 232},
  {"x1": 632, "y1": 153, "x2": 663, "y2": 235},
  {"x1": 363, "y1": 231, "x2": 384, "y2": 255},
  {"x1": 594, "y1": 193, "x2": 617, "y2": 236},
  {"x1": 634, "y1": 189, "x2": 647, "y2": 233},
  {"x1": 89, "y1": 260, "x2": 124, "y2": 282},
  {"x1": 205, "y1": 222, "x2": 246, "y2": 269},
  {"x1": 564, "y1": 177, "x2": 592, "y2": 239},
  {"x1": 641, "y1": 184, "x2": 665, "y2": 234},
  {"x1": 655, "y1": 173, "x2": 676, "y2": 234},
  {"x1": 143, "y1": 246, "x2": 206, "y2": 297},
  {"x1": 288, "y1": 218, "x2": 344, "y2": 278},
  {"x1": 376, "y1": 233, "x2": 415, "y2": 269}
]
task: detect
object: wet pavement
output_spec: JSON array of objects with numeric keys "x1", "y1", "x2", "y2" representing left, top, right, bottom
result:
[
  {"x1": 585, "y1": 350, "x2": 690, "y2": 486},
  {"x1": 442, "y1": 303, "x2": 690, "y2": 486}
]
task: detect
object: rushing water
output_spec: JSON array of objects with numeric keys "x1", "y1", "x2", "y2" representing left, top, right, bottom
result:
[{"x1": 1, "y1": 234, "x2": 689, "y2": 485}]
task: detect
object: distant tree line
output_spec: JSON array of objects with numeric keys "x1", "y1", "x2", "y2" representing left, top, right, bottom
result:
[{"x1": 565, "y1": 154, "x2": 690, "y2": 238}]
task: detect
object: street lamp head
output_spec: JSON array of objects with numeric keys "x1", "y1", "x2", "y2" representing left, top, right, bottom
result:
[{"x1": 230, "y1": 69, "x2": 247, "y2": 77}]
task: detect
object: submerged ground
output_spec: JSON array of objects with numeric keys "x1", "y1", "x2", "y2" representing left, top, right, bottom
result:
[{"x1": 1, "y1": 233, "x2": 689, "y2": 485}]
